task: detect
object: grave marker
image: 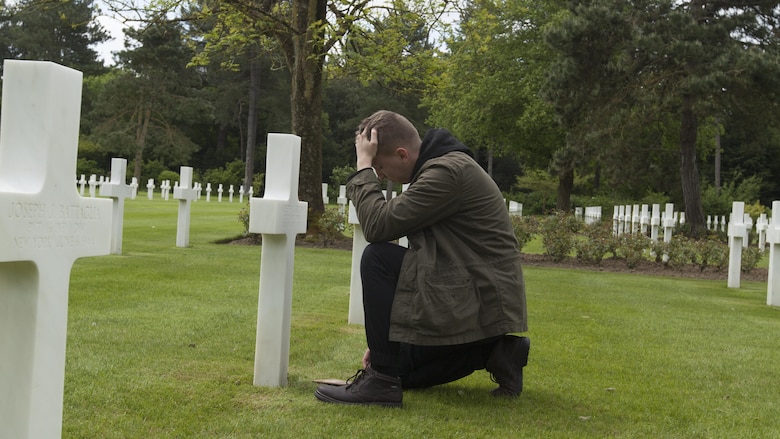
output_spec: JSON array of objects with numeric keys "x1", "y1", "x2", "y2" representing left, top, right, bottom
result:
[
  {"x1": 727, "y1": 202, "x2": 746, "y2": 289},
  {"x1": 632, "y1": 204, "x2": 640, "y2": 234},
  {"x1": 130, "y1": 177, "x2": 138, "y2": 199},
  {"x1": 613, "y1": 206, "x2": 620, "y2": 235},
  {"x1": 766, "y1": 202, "x2": 780, "y2": 306},
  {"x1": 757, "y1": 213, "x2": 768, "y2": 252},
  {"x1": 78, "y1": 174, "x2": 86, "y2": 195},
  {"x1": 99, "y1": 158, "x2": 132, "y2": 254},
  {"x1": 640, "y1": 204, "x2": 650, "y2": 234},
  {"x1": 248, "y1": 134, "x2": 308, "y2": 387},
  {"x1": 88, "y1": 174, "x2": 97, "y2": 197},
  {"x1": 650, "y1": 204, "x2": 661, "y2": 242},
  {"x1": 509, "y1": 201, "x2": 522, "y2": 216},
  {"x1": 173, "y1": 166, "x2": 197, "y2": 248},
  {"x1": 337, "y1": 185, "x2": 347, "y2": 215},
  {"x1": 0, "y1": 60, "x2": 112, "y2": 439},
  {"x1": 348, "y1": 201, "x2": 368, "y2": 325},
  {"x1": 146, "y1": 178, "x2": 155, "y2": 200}
]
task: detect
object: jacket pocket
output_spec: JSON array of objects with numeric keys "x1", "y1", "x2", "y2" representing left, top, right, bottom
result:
[{"x1": 414, "y1": 274, "x2": 478, "y2": 336}]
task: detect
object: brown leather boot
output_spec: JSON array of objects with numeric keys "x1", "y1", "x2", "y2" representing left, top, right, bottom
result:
[
  {"x1": 315, "y1": 366, "x2": 403, "y2": 407},
  {"x1": 486, "y1": 335, "x2": 530, "y2": 397}
]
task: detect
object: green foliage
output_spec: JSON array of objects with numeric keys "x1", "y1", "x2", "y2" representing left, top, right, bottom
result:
[
  {"x1": 317, "y1": 208, "x2": 347, "y2": 247},
  {"x1": 574, "y1": 221, "x2": 615, "y2": 265},
  {"x1": 141, "y1": 160, "x2": 167, "y2": 185},
  {"x1": 423, "y1": 0, "x2": 563, "y2": 169},
  {"x1": 701, "y1": 176, "x2": 765, "y2": 217},
  {"x1": 692, "y1": 237, "x2": 729, "y2": 273},
  {"x1": 236, "y1": 201, "x2": 260, "y2": 243},
  {"x1": 326, "y1": 165, "x2": 357, "y2": 201},
  {"x1": 330, "y1": 165, "x2": 357, "y2": 187},
  {"x1": 251, "y1": 172, "x2": 265, "y2": 196},
  {"x1": 741, "y1": 246, "x2": 763, "y2": 273},
  {"x1": 76, "y1": 158, "x2": 103, "y2": 178},
  {"x1": 158, "y1": 170, "x2": 180, "y2": 184},
  {"x1": 745, "y1": 202, "x2": 768, "y2": 223},
  {"x1": 512, "y1": 170, "x2": 558, "y2": 214},
  {"x1": 617, "y1": 233, "x2": 650, "y2": 269},
  {"x1": 202, "y1": 160, "x2": 246, "y2": 189},
  {"x1": 0, "y1": 0, "x2": 108, "y2": 76},
  {"x1": 510, "y1": 215, "x2": 537, "y2": 253},
  {"x1": 663, "y1": 236, "x2": 699, "y2": 270},
  {"x1": 538, "y1": 211, "x2": 580, "y2": 262}
]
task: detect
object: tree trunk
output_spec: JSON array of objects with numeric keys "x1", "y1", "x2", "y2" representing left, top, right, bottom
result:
[
  {"x1": 132, "y1": 99, "x2": 153, "y2": 181},
  {"x1": 679, "y1": 98, "x2": 705, "y2": 237},
  {"x1": 244, "y1": 49, "x2": 260, "y2": 193},
  {"x1": 289, "y1": 0, "x2": 326, "y2": 226},
  {"x1": 556, "y1": 167, "x2": 574, "y2": 212}
]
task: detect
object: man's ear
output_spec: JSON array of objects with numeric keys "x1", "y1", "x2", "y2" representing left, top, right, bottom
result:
[{"x1": 396, "y1": 147, "x2": 410, "y2": 162}]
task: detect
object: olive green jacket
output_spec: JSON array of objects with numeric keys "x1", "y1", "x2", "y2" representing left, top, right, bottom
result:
[{"x1": 347, "y1": 149, "x2": 527, "y2": 346}]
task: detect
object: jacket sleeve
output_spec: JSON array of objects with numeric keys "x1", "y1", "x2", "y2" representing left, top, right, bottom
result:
[{"x1": 346, "y1": 162, "x2": 465, "y2": 243}]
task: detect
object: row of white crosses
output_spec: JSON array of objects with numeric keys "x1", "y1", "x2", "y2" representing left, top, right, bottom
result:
[
  {"x1": 610, "y1": 203, "x2": 685, "y2": 240},
  {"x1": 88, "y1": 175, "x2": 260, "y2": 204},
  {"x1": 575, "y1": 206, "x2": 603, "y2": 224}
]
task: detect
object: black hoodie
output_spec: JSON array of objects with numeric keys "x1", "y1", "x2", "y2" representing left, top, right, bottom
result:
[{"x1": 410, "y1": 129, "x2": 474, "y2": 181}]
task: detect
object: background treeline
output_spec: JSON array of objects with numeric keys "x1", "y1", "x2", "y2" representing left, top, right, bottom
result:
[{"x1": 2, "y1": 0, "x2": 780, "y2": 235}]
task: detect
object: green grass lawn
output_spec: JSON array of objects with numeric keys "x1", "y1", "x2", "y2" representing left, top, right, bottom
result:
[{"x1": 64, "y1": 198, "x2": 780, "y2": 438}]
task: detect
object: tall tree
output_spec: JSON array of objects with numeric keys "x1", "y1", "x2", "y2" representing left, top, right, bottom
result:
[
  {"x1": 87, "y1": 21, "x2": 206, "y2": 180},
  {"x1": 545, "y1": 0, "x2": 780, "y2": 234},
  {"x1": 423, "y1": 0, "x2": 565, "y2": 189},
  {"x1": 107, "y1": 0, "x2": 451, "y2": 227},
  {"x1": 0, "y1": 0, "x2": 108, "y2": 75}
]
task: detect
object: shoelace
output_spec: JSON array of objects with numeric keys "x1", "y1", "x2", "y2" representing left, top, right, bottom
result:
[{"x1": 345, "y1": 369, "x2": 366, "y2": 388}]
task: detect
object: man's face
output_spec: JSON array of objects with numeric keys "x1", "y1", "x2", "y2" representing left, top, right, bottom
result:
[{"x1": 372, "y1": 150, "x2": 410, "y2": 184}]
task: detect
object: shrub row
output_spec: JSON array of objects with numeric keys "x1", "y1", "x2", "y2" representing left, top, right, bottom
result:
[{"x1": 510, "y1": 212, "x2": 763, "y2": 273}]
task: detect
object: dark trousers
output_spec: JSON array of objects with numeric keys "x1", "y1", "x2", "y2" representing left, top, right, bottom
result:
[{"x1": 361, "y1": 242, "x2": 500, "y2": 389}]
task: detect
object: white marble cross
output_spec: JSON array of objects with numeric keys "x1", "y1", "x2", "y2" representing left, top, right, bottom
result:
[
  {"x1": 0, "y1": 60, "x2": 112, "y2": 439},
  {"x1": 173, "y1": 166, "x2": 198, "y2": 248},
  {"x1": 348, "y1": 201, "x2": 368, "y2": 325},
  {"x1": 99, "y1": 158, "x2": 132, "y2": 254},
  {"x1": 146, "y1": 178, "x2": 155, "y2": 200},
  {"x1": 130, "y1": 177, "x2": 139, "y2": 199},
  {"x1": 766, "y1": 202, "x2": 780, "y2": 305},
  {"x1": 727, "y1": 201, "x2": 746, "y2": 288},
  {"x1": 650, "y1": 204, "x2": 661, "y2": 242},
  {"x1": 337, "y1": 185, "x2": 347, "y2": 215},
  {"x1": 88, "y1": 174, "x2": 97, "y2": 197},
  {"x1": 78, "y1": 174, "x2": 87, "y2": 195},
  {"x1": 248, "y1": 134, "x2": 308, "y2": 387},
  {"x1": 322, "y1": 183, "x2": 330, "y2": 205}
]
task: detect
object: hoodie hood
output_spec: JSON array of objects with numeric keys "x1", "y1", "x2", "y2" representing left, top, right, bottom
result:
[{"x1": 410, "y1": 129, "x2": 473, "y2": 180}]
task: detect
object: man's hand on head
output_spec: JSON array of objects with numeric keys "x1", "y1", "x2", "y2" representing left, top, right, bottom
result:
[{"x1": 355, "y1": 128, "x2": 378, "y2": 170}]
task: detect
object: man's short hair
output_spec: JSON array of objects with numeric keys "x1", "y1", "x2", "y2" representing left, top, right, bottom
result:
[{"x1": 357, "y1": 110, "x2": 421, "y2": 156}]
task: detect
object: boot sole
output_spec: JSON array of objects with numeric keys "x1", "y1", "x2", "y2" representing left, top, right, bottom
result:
[{"x1": 314, "y1": 389, "x2": 403, "y2": 408}]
